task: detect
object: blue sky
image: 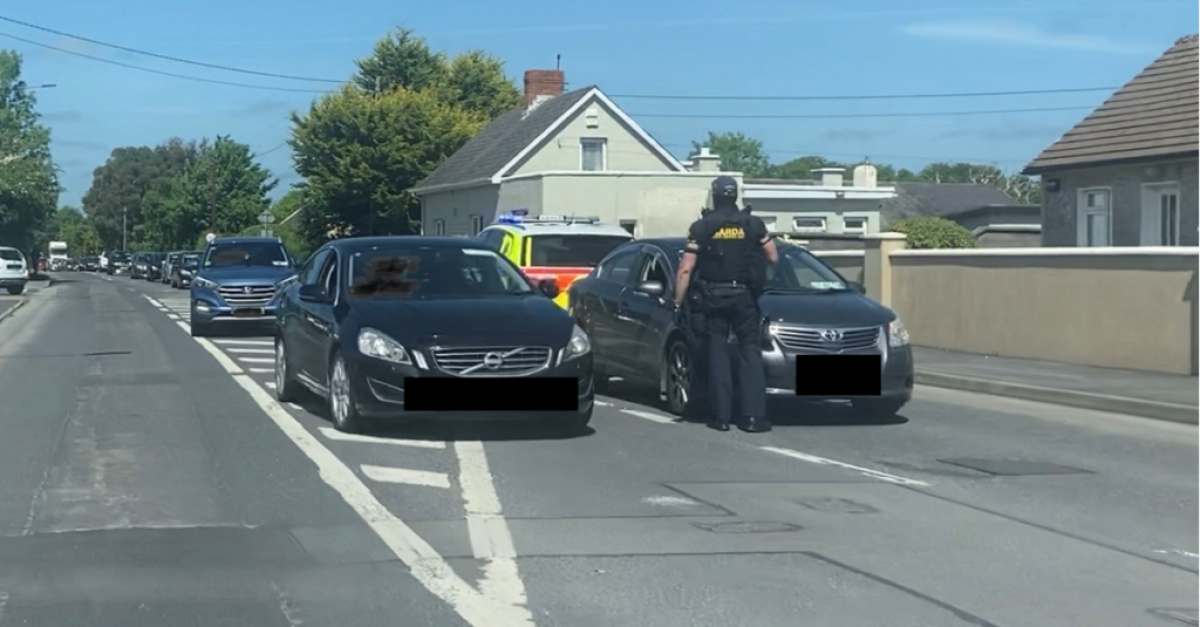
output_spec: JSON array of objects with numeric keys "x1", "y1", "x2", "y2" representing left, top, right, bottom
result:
[{"x1": 8, "y1": 0, "x2": 1196, "y2": 206}]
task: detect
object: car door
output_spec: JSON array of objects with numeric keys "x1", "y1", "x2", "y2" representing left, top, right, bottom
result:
[
  {"x1": 301, "y1": 251, "x2": 341, "y2": 388},
  {"x1": 287, "y1": 248, "x2": 332, "y2": 380},
  {"x1": 624, "y1": 248, "x2": 676, "y2": 382},
  {"x1": 598, "y1": 247, "x2": 647, "y2": 377},
  {"x1": 580, "y1": 246, "x2": 641, "y2": 373}
]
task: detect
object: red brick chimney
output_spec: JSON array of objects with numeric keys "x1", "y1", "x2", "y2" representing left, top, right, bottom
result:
[{"x1": 524, "y1": 69, "x2": 564, "y2": 109}]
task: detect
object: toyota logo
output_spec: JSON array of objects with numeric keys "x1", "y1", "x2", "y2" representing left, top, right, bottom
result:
[
  {"x1": 819, "y1": 329, "x2": 843, "y2": 342},
  {"x1": 482, "y1": 353, "x2": 504, "y2": 369}
]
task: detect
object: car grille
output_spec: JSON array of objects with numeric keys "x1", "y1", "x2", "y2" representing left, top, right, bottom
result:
[
  {"x1": 431, "y1": 346, "x2": 552, "y2": 376},
  {"x1": 218, "y1": 285, "x2": 276, "y2": 307},
  {"x1": 773, "y1": 325, "x2": 881, "y2": 353}
]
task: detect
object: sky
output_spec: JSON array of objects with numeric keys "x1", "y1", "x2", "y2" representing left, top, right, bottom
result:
[{"x1": 7, "y1": 0, "x2": 1197, "y2": 207}]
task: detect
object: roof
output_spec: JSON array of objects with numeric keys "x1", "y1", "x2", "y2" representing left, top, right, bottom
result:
[
  {"x1": 329, "y1": 236, "x2": 489, "y2": 251},
  {"x1": 1023, "y1": 34, "x2": 1199, "y2": 174},
  {"x1": 882, "y1": 183, "x2": 1016, "y2": 220},
  {"x1": 487, "y1": 222, "x2": 634, "y2": 238},
  {"x1": 413, "y1": 86, "x2": 686, "y2": 192},
  {"x1": 211, "y1": 236, "x2": 282, "y2": 244}
]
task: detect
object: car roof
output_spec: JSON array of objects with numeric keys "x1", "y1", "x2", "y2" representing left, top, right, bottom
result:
[
  {"x1": 488, "y1": 222, "x2": 633, "y2": 238},
  {"x1": 328, "y1": 236, "x2": 493, "y2": 253},
  {"x1": 210, "y1": 237, "x2": 282, "y2": 245}
]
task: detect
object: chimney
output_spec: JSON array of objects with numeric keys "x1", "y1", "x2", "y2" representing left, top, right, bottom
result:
[
  {"x1": 692, "y1": 147, "x2": 722, "y2": 172},
  {"x1": 524, "y1": 69, "x2": 564, "y2": 109},
  {"x1": 814, "y1": 167, "x2": 845, "y2": 187},
  {"x1": 852, "y1": 161, "x2": 877, "y2": 188}
]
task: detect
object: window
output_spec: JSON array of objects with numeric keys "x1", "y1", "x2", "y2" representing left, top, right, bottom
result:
[
  {"x1": 529, "y1": 234, "x2": 633, "y2": 267},
  {"x1": 640, "y1": 253, "x2": 671, "y2": 286},
  {"x1": 580, "y1": 138, "x2": 607, "y2": 171},
  {"x1": 299, "y1": 249, "x2": 332, "y2": 286},
  {"x1": 205, "y1": 241, "x2": 291, "y2": 268},
  {"x1": 478, "y1": 229, "x2": 505, "y2": 251},
  {"x1": 1076, "y1": 188, "x2": 1111, "y2": 247},
  {"x1": 433, "y1": 219, "x2": 445, "y2": 236},
  {"x1": 596, "y1": 248, "x2": 640, "y2": 283},
  {"x1": 768, "y1": 244, "x2": 850, "y2": 291},
  {"x1": 843, "y1": 216, "x2": 867, "y2": 233},
  {"x1": 349, "y1": 246, "x2": 533, "y2": 299},
  {"x1": 792, "y1": 216, "x2": 827, "y2": 233},
  {"x1": 469, "y1": 215, "x2": 483, "y2": 235},
  {"x1": 1141, "y1": 183, "x2": 1181, "y2": 246}
]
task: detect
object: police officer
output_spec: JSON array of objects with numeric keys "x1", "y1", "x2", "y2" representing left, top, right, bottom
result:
[{"x1": 674, "y1": 176, "x2": 778, "y2": 433}]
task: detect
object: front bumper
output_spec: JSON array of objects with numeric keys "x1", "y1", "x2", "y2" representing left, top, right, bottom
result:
[
  {"x1": 348, "y1": 350, "x2": 595, "y2": 420},
  {"x1": 0, "y1": 276, "x2": 27, "y2": 288},
  {"x1": 190, "y1": 291, "x2": 280, "y2": 332},
  {"x1": 762, "y1": 339, "x2": 914, "y2": 403}
]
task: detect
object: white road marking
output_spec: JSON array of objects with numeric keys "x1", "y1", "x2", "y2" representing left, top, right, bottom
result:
[
  {"x1": 168, "y1": 314, "x2": 181, "y2": 321},
  {"x1": 1154, "y1": 549, "x2": 1200, "y2": 559},
  {"x1": 143, "y1": 295, "x2": 163, "y2": 307},
  {"x1": 0, "y1": 590, "x2": 7, "y2": 622},
  {"x1": 642, "y1": 495, "x2": 700, "y2": 507},
  {"x1": 454, "y1": 441, "x2": 528, "y2": 605},
  {"x1": 214, "y1": 339, "x2": 273, "y2": 346},
  {"x1": 228, "y1": 347, "x2": 274, "y2": 354},
  {"x1": 761, "y1": 446, "x2": 930, "y2": 487},
  {"x1": 595, "y1": 400, "x2": 612, "y2": 407},
  {"x1": 249, "y1": 367, "x2": 273, "y2": 373},
  {"x1": 238, "y1": 357, "x2": 275, "y2": 364},
  {"x1": 188, "y1": 336, "x2": 534, "y2": 626},
  {"x1": 318, "y1": 427, "x2": 447, "y2": 449},
  {"x1": 264, "y1": 381, "x2": 277, "y2": 390},
  {"x1": 361, "y1": 464, "x2": 451, "y2": 489},
  {"x1": 619, "y1": 408, "x2": 676, "y2": 424},
  {"x1": 286, "y1": 402, "x2": 303, "y2": 411}
]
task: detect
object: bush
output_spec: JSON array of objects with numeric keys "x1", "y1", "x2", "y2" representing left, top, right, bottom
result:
[{"x1": 888, "y1": 216, "x2": 977, "y2": 249}]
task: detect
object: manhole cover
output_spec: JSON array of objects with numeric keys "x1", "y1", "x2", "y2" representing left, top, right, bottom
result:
[
  {"x1": 794, "y1": 497, "x2": 879, "y2": 514},
  {"x1": 937, "y1": 458, "x2": 1093, "y2": 476},
  {"x1": 691, "y1": 521, "x2": 801, "y2": 534},
  {"x1": 1149, "y1": 608, "x2": 1199, "y2": 626}
]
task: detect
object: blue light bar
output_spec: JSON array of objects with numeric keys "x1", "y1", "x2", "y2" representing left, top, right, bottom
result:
[{"x1": 496, "y1": 213, "x2": 523, "y2": 224}]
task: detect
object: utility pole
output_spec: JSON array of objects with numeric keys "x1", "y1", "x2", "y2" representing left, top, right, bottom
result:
[
  {"x1": 207, "y1": 161, "x2": 217, "y2": 234},
  {"x1": 122, "y1": 207, "x2": 127, "y2": 251}
]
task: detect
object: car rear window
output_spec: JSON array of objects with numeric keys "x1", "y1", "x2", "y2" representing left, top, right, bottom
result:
[
  {"x1": 0, "y1": 250, "x2": 22, "y2": 261},
  {"x1": 528, "y1": 235, "x2": 632, "y2": 267}
]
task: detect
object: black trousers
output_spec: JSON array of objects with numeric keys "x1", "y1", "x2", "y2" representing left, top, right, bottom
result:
[{"x1": 700, "y1": 287, "x2": 767, "y2": 424}]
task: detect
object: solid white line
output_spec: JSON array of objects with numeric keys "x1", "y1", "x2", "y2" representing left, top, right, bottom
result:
[
  {"x1": 1154, "y1": 549, "x2": 1200, "y2": 559},
  {"x1": 760, "y1": 446, "x2": 930, "y2": 487},
  {"x1": 318, "y1": 427, "x2": 446, "y2": 449},
  {"x1": 187, "y1": 335, "x2": 534, "y2": 626},
  {"x1": 454, "y1": 441, "x2": 528, "y2": 606},
  {"x1": 228, "y1": 347, "x2": 274, "y2": 354},
  {"x1": 619, "y1": 408, "x2": 676, "y2": 424},
  {"x1": 238, "y1": 357, "x2": 275, "y2": 364},
  {"x1": 361, "y1": 464, "x2": 451, "y2": 489}
]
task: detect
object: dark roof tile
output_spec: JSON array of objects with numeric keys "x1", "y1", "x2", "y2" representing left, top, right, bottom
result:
[
  {"x1": 883, "y1": 183, "x2": 1016, "y2": 220},
  {"x1": 1024, "y1": 34, "x2": 1198, "y2": 173}
]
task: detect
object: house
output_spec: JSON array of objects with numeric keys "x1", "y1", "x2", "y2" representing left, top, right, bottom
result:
[
  {"x1": 1023, "y1": 34, "x2": 1198, "y2": 247},
  {"x1": 738, "y1": 165, "x2": 896, "y2": 237},
  {"x1": 882, "y1": 182, "x2": 1042, "y2": 247},
  {"x1": 412, "y1": 70, "x2": 730, "y2": 239}
]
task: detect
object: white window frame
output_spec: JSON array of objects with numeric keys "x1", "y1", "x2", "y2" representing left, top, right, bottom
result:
[
  {"x1": 792, "y1": 216, "x2": 827, "y2": 233},
  {"x1": 1140, "y1": 182, "x2": 1181, "y2": 246},
  {"x1": 1075, "y1": 187, "x2": 1112, "y2": 247},
  {"x1": 433, "y1": 219, "x2": 446, "y2": 236},
  {"x1": 842, "y1": 215, "x2": 868, "y2": 233},
  {"x1": 470, "y1": 215, "x2": 483, "y2": 235},
  {"x1": 580, "y1": 138, "x2": 607, "y2": 172}
]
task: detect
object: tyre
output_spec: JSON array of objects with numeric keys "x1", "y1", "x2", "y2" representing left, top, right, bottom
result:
[
  {"x1": 328, "y1": 352, "x2": 369, "y2": 433},
  {"x1": 851, "y1": 398, "x2": 907, "y2": 417},
  {"x1": 663, "y1": 338, "x2": 693, "y2": 416},
  {"x1": 190, "y1": 322, "x2": 209, "y2": 337},
  {"x1": 6, "y1": 285, "x2": 23, "y2": 295},
  {"x1": 274, "y1": 336, "x2": 302, "y2": 403}
]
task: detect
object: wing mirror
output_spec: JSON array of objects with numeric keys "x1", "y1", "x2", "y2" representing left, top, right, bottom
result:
[
  {"x1": 538, "y1": 278, "x2": 560, "y2": 298},
  {"x1": 297, "y1": 284, "x2": 328, "y2": 302},
  {"x1": 847, "y1": 281, "x2": 866, "y2": 294},
  {"x1": 635, "y1": 280, "x2": 665, "y2": 297}
]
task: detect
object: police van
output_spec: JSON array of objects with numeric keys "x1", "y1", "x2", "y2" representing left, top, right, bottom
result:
[{"x1": 476, "y1": 214, "x2": 634, "y2": 309}]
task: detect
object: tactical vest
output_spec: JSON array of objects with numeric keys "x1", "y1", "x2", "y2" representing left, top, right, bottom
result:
[{"x1": 695, "y1": 210, "x2": 763, "y2": 290}]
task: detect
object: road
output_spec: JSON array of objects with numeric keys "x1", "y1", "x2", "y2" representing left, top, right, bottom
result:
[{"x1": 0, "y1": 273, "x2": 1195, "y2": 627}]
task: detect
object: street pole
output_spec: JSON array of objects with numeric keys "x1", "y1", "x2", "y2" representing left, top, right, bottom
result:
[
  {"x1": 122, "y1": 207, "x2": 127, "y2": 251},
  {"x1": 208, "y1": 161, "x2": 217, "y2": 234}
]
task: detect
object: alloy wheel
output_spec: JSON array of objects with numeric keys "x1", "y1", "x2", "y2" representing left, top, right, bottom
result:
[
  {"x1": 275, "y1": 340, "x2": 287, "y2": 393},
  {"x1": 330, "y1": 358, "x2": 351, "y2": 428},
  {"x1": 668, "y1": 343, "x2": 691, "y2": 413}
]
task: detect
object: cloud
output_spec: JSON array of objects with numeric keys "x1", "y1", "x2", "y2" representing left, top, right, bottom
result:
[
  {"x1": 936, "y1": 125, "x2": 1067, "y2": 141},
  {"x1": 901, "y1": 19, "x2": 1159, "y2": 54},
  {"x1": 819, "y1": 129, "x2": 891, "y2": 141},
  {"x1": 41, "y1": 111, "x2": 82, "y2": 124}
]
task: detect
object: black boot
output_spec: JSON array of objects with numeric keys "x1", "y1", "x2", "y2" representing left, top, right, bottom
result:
[
  {"x1": 706, "y1": 419, "x2": 731, "y2": 432},
  {"x1": 738, "y1": 417, "x2": 772, "y2": 433}
]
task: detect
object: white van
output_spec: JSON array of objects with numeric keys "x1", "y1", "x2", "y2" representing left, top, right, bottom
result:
[{"x1": 0, "y1": 247, "x2": 28, "y2": 295}]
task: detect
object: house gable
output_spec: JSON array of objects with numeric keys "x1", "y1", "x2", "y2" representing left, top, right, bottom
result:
[{"x1": 1024, "y1": 34, "x2": 1199, "y2": 175}]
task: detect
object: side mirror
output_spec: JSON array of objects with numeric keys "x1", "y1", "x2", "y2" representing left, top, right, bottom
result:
[
  {"x1": 298, "y1": 284, "x2": 327, "y2": 302},
  {"x1": 848, "y1": 281, "x2": 866, "y2": 293},
  {"x1": 636, "y1": 280, "x2": 665, "y2": 297},
  {"x1": 538, "y1": 279, "x2": 560, "y2": 298}
]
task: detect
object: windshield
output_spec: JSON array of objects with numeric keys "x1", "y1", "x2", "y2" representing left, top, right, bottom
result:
[
  {"x1": 182, "y1": 255, "x2": 200, "y2": 268},
  {"x1": 529, "y1": 235, "x2": 632, "y2": 267},
  {"x1": 204, "y1": 242, "x2": 290, "y2": 268},
  {"x1": 767, "y1": 245, "x2": 849, "y2": 291},
  {"x1": 349, "y1": 245, "x2": 534, "y2": 299},
  {"x1": 111, "y1": 252, "x2": 130, "y2": 262},
  {"x1": 0, "y1": 250, "x2": 22, "y2": 261}
]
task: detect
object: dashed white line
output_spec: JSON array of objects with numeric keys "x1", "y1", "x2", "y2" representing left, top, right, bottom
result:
[
  {"x1": 761, "y1": 446, "x2": 930, "y2": 487},
  {"x1": 214, "y1": 339, "x2": 273, "y2": 346},
  {"x1": 143, "y1": 295, "x2": 163, "y2": 307},
  {"x1": 318, "y1": 427, "x2": 447, "y2": 449},
  {"x1": 361, "y1": 464, "x2": 451, "y2": 489},
  {"x1": 229, "y1": 347, "x2": 274, "y2": 354},
  {"x1": 454, "y1": 441, "x2": 528, "y2": 607},
  {"x1": 238, "y1": 357, "x2": 275, "y2": 364},
  {"x1": 619, "y1": 408, "x2": 676, "y2": 424},
  {"x1": 249, "y1": 367, "x2": 273, "y2": 373},
  {"x1": 264, "y1": 381, "x2": 277, "y2": 390},
  {"x1": 1154, "y1": 549, "x2": 1200, "y2": 559},
  {"x1": 595, "y1": 400, "x2": 613, "y2": 407}
]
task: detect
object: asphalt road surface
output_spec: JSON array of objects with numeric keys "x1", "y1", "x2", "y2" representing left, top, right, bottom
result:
[{"x1": 0, "y1": 273, "x2": 1194, "y2": 627}]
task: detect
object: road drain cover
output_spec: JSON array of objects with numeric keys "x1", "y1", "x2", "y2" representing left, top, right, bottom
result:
[
  {"x1": 937, "y1": 458, "x2": 1093, "y2": 476},
  {"x1": 691, "y1": 521, "x2": 801, "y2": 534},
  {"x1": 1149, "y1": 609, "x2": 1199, "y2": 626}
]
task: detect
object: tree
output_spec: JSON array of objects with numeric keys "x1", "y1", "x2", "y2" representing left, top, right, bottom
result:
[
  {"x1": 291, "y1": 85, "x2": 484, "y2": 241},
  {"x1": 890, "y1": 216, "x2": 977, "y2": 249},
  {"x1": 0, "y1": 50, "x2": 59, "y2": 255},
  {"x1": 690, "y1": 131, "x2": 770, "y2": 177}
]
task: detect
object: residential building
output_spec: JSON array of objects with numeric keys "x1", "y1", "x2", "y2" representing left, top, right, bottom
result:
[
  {"x1": 1023, "y1": 34, "x2": 1198, "y2": 247},
  {"x1": 737, "y1": 165, "x2": 896, "y2": 236},
  {"x1": 882, "y1": 182, "x2": 1041, "y2": 247}
]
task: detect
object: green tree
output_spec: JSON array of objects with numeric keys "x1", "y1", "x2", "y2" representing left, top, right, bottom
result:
[
  {"x1": 890, "y1": 216, "x2": 977, "y2": 249},
  {"x1": 291, "y1": 85, "x2": 484, "y2": 241},
  {"x1": 690, "y1": 131, "x2": 770, "y2": 176},
  {"x1": 0, "y1": 50, "x2": 59, "y2": 255}
]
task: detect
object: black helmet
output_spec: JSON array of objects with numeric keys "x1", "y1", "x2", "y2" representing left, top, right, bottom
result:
[{"x1": 710, "y1": 175, "x2": 738, "y2": 200}]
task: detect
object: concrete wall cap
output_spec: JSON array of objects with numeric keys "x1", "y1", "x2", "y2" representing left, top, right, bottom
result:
[{"x1": 864, "y1": 232, "x2": 907, "y2": 240}]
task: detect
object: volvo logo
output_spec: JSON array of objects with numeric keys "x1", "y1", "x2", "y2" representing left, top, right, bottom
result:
[
  {"x1": 819, "y1": 329, "x2": 844, "y2": 342},
  {"x1": 481, "y1": 352, "x2": 504, "y2": 370}
]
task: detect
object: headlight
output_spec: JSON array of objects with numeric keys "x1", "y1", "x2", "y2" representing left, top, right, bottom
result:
[
  {"x1": 888, "y1": 318, "x2": 910, "y2": 347},
  {"x1": 564, "y1": 324, "x2": 591, "y2": 361},
  {"x1": 193, "y1": 277, "x2": 218, "y2": 289},
  {"x1": 357, "y1": 327, "x2": 412, "y2": 365}
]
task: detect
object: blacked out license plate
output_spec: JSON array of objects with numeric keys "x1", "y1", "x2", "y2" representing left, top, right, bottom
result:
[
  {"x1": 232, "y1": 308, "x2": 264, "y2": 318},
  {"x1": 795, "y1": 354, "x2": 882, "y2": 397}
]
